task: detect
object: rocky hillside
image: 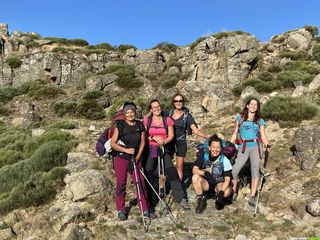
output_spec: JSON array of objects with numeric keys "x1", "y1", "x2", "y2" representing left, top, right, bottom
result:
[{"x1": 0, "y1": 23, "x2": 319, "y2": 239}]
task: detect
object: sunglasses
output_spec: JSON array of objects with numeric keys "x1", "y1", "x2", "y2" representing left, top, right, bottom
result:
[{"x1": 173, "y1": 100, "x2": 184, "y2": 103}]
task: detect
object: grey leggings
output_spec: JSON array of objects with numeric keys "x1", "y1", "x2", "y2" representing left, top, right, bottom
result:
[{"x1": 232, "y1": 145, "x2": 261, "y2": 180}]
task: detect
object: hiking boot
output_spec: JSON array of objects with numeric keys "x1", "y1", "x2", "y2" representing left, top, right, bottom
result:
[
  {"x1": 143, "y1": 210, "x2": 158, "y2": 219},
  {"x1": 159, "y1": 187, "x2": 165, "y2": 199},
  {"x1": 215, "y1": 190, "x2": 225, "y2": 210},
  {"x1": 196, "y1": 196, "x2": 206, "y2": 214},
  {"x1": 180, "y1": 198, "x2": 191, "y2": 211},
  {"x1": 117, "y1": 211, "x2": 127, "y2": 221},
  {"x1": 248, "y1": 196, "x2": 256, "y2": 207}
]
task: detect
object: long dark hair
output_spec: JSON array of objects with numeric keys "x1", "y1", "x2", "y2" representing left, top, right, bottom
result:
[{"x1": 240, "y1": 97, "x2": 261, "y2": 122}]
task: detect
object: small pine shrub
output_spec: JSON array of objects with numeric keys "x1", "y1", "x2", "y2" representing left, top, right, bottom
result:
[
  {"x1": 162, "y1": 76, "x2": 179, "y2": 89},
  {"x1": 0, "y1": 103, "x2": 11, "y2": 116},
  {"x1": 26, "y1": 41, "x2": 40, "y2": 49},
  {"x1": 190, "y1": 36, "x2": 207, "y2": 50},
  {"x1": 282, "y1": 61, "x2": 320, "y2": 75},
  {"x1": 52, "y1": 101, "x2": 77, "y2": 116},
  {"x1": 0, "y1": 87, "x2": 17, "y2": 103},
  {"x1": 48, "y1": 120, "x2": 78, "y2": 130},
  {"x1": 262, "y1": 96, "x2": 318, "y2": 122},
  {"x1": 278, "y1": 50, "x2": 310, "y2": 61},
  {"x1": 153, "y1": 42, "x2": 178, "y2": 53},
  {"x1": 117, "y1": 44, "x2": 137, "y2": 52},
  {"x1": 0, "y1": 166, "x2": 68, "y2": 214},
  {"x1": 277, "y1": 71, "x2": 314, "y2": 88},
  {"x1": 167, "y1": 57, "x2": 183, "y2": 71},
  {"x1": 52, "y1": 47, "x2": 69, "y2": 53},
  {"x1": 304, "y1": 25, "x2": 318, "y2": 35},
  {"x1": 5, "y1": 56, "x2": 22, "y2": 68},
  {"x1": 44, "y1": 37, "x2": 88, "y2": 46},
  {"x1": 82, "y1": 90, "x2": 104, "y2": 100},
  {"x1": 97, "y1": 64, "x2": 142, "y2": 89},
  {"x1": 76, "y1": 99, "x2": 105, "y2": 120},
  {"x1": 232, "y1": 85, "x2": 246, "y2": 97},
  {"x1": 86, "y1": 42, "x2": 115, "y2": 51},
  {"x1": 312, "y1": 43, "x2": 320, "y2": 63},
  {"x1": 212, "y1": 31, "x2": 250, "y2": 39},
  {"x1": 258, "y1": 71, "x2": 274, "y2": 81},
  {"x1": 268, "y1": 64, "x2": 282, "y2": 73}
]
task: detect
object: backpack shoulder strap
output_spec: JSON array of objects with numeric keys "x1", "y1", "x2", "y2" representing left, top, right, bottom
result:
[
  {"x1": 162, "y1": 116, "x2": 168, "y2": 135},
  {"x1": 146, "y1": 115, "x2": 153, "y2": 136}
]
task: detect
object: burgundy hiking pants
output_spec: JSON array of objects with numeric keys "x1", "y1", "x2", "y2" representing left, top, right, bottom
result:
[{"x1": 114, "y1": 156, "x2": 148, "y2": 212}]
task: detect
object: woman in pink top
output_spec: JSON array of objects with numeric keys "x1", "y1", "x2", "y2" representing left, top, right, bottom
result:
[{"x1": 143, "y1": 99, "x2": 190, "y2": 211}]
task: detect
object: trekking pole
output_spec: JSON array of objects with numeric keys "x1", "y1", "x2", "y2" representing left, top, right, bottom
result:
[
  {"x1": 131, "y1": 156, "x2": 149, "y2": 232},
  {"x1": 138, "y1": 168, "x2": 179, "y2": 225},
  {"x1": 254, "y1": 148, "x2": 269, "y2": 216},
  {"x1": 160, "y1": 145, "x2": 167, "y2": 199}
]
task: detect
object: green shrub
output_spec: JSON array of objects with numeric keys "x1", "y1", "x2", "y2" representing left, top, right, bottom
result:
[
  {"x1": 48, "y1": 120, "x2": 78, "y2": 130},
  {"x1": 232, "y1": 84, "x2": 246, "y2": 97},
  {"x1": 117, "y1": 44, "x2": 137, "y2": 52},
  {"x1": 312, "y1": 43, "x2": 320, "y2": 62},
  {"x1": 262, "y1": 96, "x2": 318, "y2": 122},
  {"x1": 254, "y1": 81, "x2": 280, "y2": 93},
  {"x1": 44, "y1": 37, "x2": 88, "y2": 46},
  {"x1": 212, "y1": 31, "x2": 250, "y2": 39},
  {"x1": 162, "y1": 76, "x2": 179, "y2": 89},
  {"x1": 304, "y1": 25, "x2": 318, "y2": 35},
  {"x1": 26, "y1": 41, "x2": 40, "y2": 49},
  {"x1": 76, "y1": 99, "x2": 105, "y2": 120},
  {"x1": 97, "y1": 64, "x2": 142, "y2": 89},
  {"x1": 86, "y1": 43, "x2": 115, "y2": 51},
  {"x1": 82, "y1": 90, "x2": 104, "y2": 100},
  {"x1": 243, "y1": 79, "x2": 261, "y2": 87},
  {"x1": 23, "y1": 130, "x2": 75, "y2": 158},
  {"x1": 17, "y1": 80, "x2": 65, "y2": 100},
  {"x1": 268, "y1": 64, "x2": 282, "y2": 73},
  {"x1": 167, "y1": 57, "x2": 183, "y2": 71},
  {"x1": 0, "y1": 87, "x2": 17, "y2": 103},
  {"x1": 278, "y1": 50, "x2": 310, "y2": 61},
  {"x1": 5, "y1": 56, "x2": 22, "y2": 68},
  {"x1": 271, "y1": 35, "x2": 285, "y2": 43},
  {"x1": 0, "y1": 149, "x2": 23, "y2": 168},
  {"x1": 0, "y1": 140, "x2": 71, "y2": 194},
  {"x1": 0, "y1": 103, "x2": 11, "y2": 116},
  {"x1": 282, "y1": 61, "x2": 320, "y2": 75},
  {"x1": 52, "y1": 101, "x2": 77, "y2": 116},
  {"x1": 52, "y1": 47, "x2": 69, "y2": 53},
  {"x1": 190, "y1": 36, "x2": 207, "y2": 50},
  {"x1": 153, "y1": 42, "x2": 178, "y2": 53},
  {"x1": 0, "y1": 166, "x2": 68, "y2": 214},
  {"x1": 277, "y1": 71, "x2": 314, "y2": 87},
  {"x1": 258, "y1": 71, "x2": 274, "y2": 81}
]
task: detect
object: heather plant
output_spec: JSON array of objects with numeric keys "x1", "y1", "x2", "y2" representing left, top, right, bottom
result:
[
  {"x1": 312, "y1": 43, "x2": 320, "y2": 63},
  {"x1": 153, "y1": 42, "x2": 178, "y2": 53},
  {"x1": 76, "y1": 99, "x2": 105, "y2": 120},
  {"x1": 279, "y1": 50, "x2": 310, "y2": 61},
  {"x1": 97, "y1": 64, "x2": 142, "y2": 89},
  {"x1": 276, "y1": 71, "x2": 314, "y2": 88},
  {"x1": 5, "y1": 56, "x2": 22, "y2": 68},
  {"x1": 262, "y1": 96, "x2": 318, "y2": 122},
  {"x1": 117, "y1": 44, "x2": 137, "y2": 52},
  {"x1": 190, "y1": 36, "x2": 207, "y2": 50},
  {"x1": 162, "y1": 75, "x2": 179, "y2": 89}
]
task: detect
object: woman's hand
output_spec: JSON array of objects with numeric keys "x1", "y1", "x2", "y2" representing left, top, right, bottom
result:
[
  {"x1": 125, "y1": 147, "x2": 135, "y2": 155},
  {"x1": 152, "y1": 136, "x2": 163, "y2": 145}
]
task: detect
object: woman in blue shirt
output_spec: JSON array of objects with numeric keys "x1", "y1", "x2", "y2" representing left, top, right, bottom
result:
[{"x1": 230, "y1": 98, "x2": 270, "y2": 206}]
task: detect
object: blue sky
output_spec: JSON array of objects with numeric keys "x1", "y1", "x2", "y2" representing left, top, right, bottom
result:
[{"x1": 1, "y1": 0, "x2": 320, "y2": 50}]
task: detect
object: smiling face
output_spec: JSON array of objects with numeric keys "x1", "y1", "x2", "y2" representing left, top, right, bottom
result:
[
  {"x1": 246, "y1": 99, "x2": 258, "y2": 114},
  {"x1": 150, "y1": 100, "x2": 162, "y2": 116},
  {"x1": 209, "y1": 140, "x2": 222, "y2": 157},
  {"x1": 125, "y1": 109, "x2": 136, "y2": 121},
  {"x1": 173, "y1": 95, "x2": 184, "y2": 110}
]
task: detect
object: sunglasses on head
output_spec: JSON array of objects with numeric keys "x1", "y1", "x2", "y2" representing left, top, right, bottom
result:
[{"x1": 173, "y1": 100, "x2": 184, "y2": 103}]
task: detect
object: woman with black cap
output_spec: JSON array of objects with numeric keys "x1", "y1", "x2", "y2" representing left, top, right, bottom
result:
[{"x1": 111, "y1": 102, "x2": 157, "y2": 221}]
